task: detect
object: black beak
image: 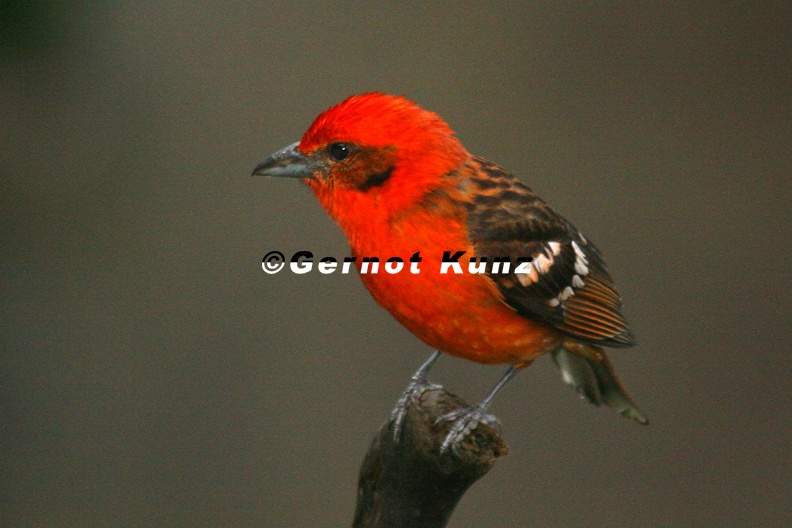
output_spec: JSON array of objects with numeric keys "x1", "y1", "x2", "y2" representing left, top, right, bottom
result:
[{"x1": 252, "y1": 142, "x2": 314, "y2": 178}]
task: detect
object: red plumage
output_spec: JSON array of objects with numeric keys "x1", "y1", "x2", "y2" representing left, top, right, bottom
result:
[{"x1": 254, "y1": 93, "x2": 647, "y2": 451}]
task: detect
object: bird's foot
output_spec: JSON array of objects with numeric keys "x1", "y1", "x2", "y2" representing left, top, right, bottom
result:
[
  {"x1": 389, "y1": 373, "x2": 442, "y2": 441},
  {"x1": 436, "y1": 403, "x2": 501, "y2": 454}
]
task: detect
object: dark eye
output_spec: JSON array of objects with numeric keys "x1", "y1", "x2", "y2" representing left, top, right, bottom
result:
[{"x1": 329, "y1": 142, "x2": 351, "y2": 161}]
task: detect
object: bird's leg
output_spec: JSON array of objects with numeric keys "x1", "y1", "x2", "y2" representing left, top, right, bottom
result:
[
  {"x1": 437, "y1": 365, "x2": 521, "y2": 454},
  {"x1": 390, "y1": 350, "x2": 443, "y2": 440}
]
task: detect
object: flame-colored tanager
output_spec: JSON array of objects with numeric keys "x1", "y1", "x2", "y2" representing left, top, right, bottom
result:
[{"x1": 254, "y1": 93, "x2": 647, "y2": 452}]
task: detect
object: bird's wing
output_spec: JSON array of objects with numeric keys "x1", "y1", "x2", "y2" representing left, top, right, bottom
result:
[{"x1": 463, "y1": 157, "x2": 635, "y2": 348}]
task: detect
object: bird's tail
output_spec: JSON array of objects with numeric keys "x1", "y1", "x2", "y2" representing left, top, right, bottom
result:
[{"x1": 551, "y1": 344, "x2": 648, "y2": 425}]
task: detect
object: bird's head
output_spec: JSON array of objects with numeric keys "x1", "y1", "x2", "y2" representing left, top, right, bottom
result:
[{"x1": 253, "y1": 93, "x2": 469, "y2": 223}]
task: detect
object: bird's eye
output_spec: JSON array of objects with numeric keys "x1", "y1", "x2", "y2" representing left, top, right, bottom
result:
[{"x1": 329, "y1": 142, "x2": 351, "y2": 161}]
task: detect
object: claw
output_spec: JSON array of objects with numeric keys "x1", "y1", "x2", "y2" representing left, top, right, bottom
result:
[
  {"x1": 437, "y1": 404, "x2": 501, "y2": 454},
  {"x1": 389, "y1": 377, "x2": 442, "y2": 440},
  {"x1": 434, "y1": 364, "x2": 519, "y2": 454},
  {"x1": 389, "y1": 351, "x2": 442, "y2": 440}
]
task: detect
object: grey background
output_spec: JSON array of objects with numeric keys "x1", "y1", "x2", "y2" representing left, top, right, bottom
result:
[{"x1": 2, "y1": 2, "x2": 790, "y2": 526}]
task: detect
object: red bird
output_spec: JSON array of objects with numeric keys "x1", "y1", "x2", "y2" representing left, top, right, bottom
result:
[{"x1": 254, "y1": 93, "x2": 647, "y2": 452}]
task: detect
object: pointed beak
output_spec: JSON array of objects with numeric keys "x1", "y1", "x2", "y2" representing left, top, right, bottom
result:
[{"x1": 252, "y1": 142, "x2": 314, "y2": 179}]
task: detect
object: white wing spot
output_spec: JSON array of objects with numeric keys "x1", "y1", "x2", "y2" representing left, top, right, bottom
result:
[
  {"x1": 571, "y1": 240, "x2": 587, "y2": 261},
  {"x1": 533, "y1": 253, "x2": 553, "y2": 274},
  {"x1": 572, "y1": 274, "x2": 585, "y2": 288},
  {"x1": 571, "y1": 240, "x2": 590, "y2": 279},
  {"x1": 559, "y1": 286, "x2": 575, "y2": 301},
  {"x1": 517, "y1": 269, "x2": 533, "y2": 286},
  {"x1": 548, "y1": 241, "x2": 562, "y2": 256}
]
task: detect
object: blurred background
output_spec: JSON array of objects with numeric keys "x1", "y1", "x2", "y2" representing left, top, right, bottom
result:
[{"x1": 2, "y1": 2, "x2": 790, "y2": 526}]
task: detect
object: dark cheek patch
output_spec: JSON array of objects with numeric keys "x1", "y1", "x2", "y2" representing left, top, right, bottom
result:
[
  {"x1": 336, "y1": 145, "x2": 396, "y2": 191},
  {"x1": 358, "y1": 166, "x2": 394, "y2": 191}
]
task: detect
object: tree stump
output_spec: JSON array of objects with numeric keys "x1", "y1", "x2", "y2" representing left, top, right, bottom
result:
[{"x1": 353, "y1": 388, "x2": 508, "y2": 528}]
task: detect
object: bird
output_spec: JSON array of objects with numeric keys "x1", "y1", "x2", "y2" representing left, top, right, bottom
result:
[{"x1": 253, "y1": 93, "x2": 647, "y2": 453}]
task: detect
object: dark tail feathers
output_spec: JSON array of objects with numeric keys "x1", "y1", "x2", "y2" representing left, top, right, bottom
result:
[{"x1": 551, "y1": 347, "x2": 648, "y2": 425}]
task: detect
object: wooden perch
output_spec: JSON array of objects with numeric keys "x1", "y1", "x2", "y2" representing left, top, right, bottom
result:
[{"x1": 353, "y1": 388, "x2": 509, "y2": 528}]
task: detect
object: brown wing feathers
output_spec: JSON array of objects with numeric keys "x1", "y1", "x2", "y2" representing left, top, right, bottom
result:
[{"x1": 462, "y1": 157, "x2": 635, "y2": 348}]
